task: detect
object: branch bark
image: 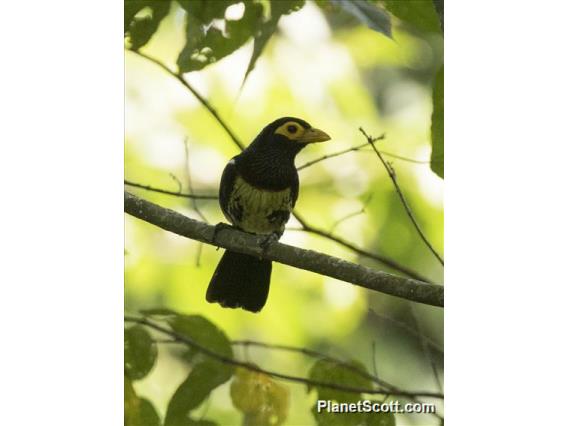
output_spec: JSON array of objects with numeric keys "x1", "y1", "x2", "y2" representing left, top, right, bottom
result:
[{"x1": 125, "y1": 191, "x2": 444, "y2": 307}]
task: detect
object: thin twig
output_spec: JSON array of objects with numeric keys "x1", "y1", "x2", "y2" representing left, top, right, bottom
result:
[
  {"x1": 359, "y1": 128, "x2": 444, "y2": 266},
  {"x1": 298, "y1": 136, "x2": 381, "y2": 170},
  {"x1": 169, "y1": 173, "x2": 183, "y2": 193},
  {"x1": 329, "y1": 194, "x2": 373, "y2": 233},
  {"x1": 381, "y1": 150, "x2": 434, "y2": 164},
  {"x1": 297, "y1": 138, "x2": 431, "y2": 171},
  {"x1": 125, "y1": 315, "x2": 443, "y2": 400},
  {"x1": 183, "y1": 138, "x2": 209, "y2": 224},
  {"x1": 369, "y1": 310, "x2": 443, "y2": 354},
  {"x1": 371, "y1": 342, "x2": 391, "y2": 404},
  {"x1": 124, "y1": 179, "x2": 217, "y2": 200}
]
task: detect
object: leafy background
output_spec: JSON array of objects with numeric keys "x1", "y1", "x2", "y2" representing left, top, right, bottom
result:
[{"x1": 125, "y1": 1, "x2": 443, "y2": 425}]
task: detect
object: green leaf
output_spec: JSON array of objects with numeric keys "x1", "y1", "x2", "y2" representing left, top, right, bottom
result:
[
  {"x1": 140, "y1": 307, "x2": 179, "y2": 316},
  {"x1": 311, "y1": 406, "x2": 364, "y2": 426},
  {"x1": 125, "y1": 0, "x2": 171, "y2": 50},
  {"x1": 430, "y1": 66, "x2": 444, "y2": 178},
  {"x1": 308, "y1": 358, "x2": 373, "y2": 402},
  {"x1": 231, "y1": 368, "x2": 290, "y2": 426},
  {"x1": 164, "y1": 315, "x2": 234, "y2": 426},
  {"x1": 167, "y1": 314, "x2": 233, "y2": 360},
  {"x1": 308, "y1": 359, "x2": 374, "y2": 426},
  {"x1": 177, "y1": 1, "x2": 264, "y2": 73},
  {"x1": 165, "y1": 361, "x2": 233, "y2": 426},
  {"x1": 125, "y1": 325, "x2": 158, "y2": 380},
  {"x1": 383, "y1": 0, "x2": 441, "y2": 34},
  {"x1": 331, "y1": 0, "x2": 392, "y2": 38},
  {"x1": 242, "y1": 0, "x2": 306, "y2": 84},
  {"x1": 365, "y1": 408, "x2": 396, "y2": 426},
  {"x1": 125, "y1": 376, "x2": 161, "y2": 426}
]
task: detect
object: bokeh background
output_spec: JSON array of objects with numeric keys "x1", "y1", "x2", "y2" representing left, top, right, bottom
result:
[{"x1": 125, "y1": 1, "x2": 443, "y2": 424}]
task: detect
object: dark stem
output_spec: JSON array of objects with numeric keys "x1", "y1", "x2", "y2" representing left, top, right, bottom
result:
[{"x1": 360, "y1": 128, "x2": 444, "y2": 266}]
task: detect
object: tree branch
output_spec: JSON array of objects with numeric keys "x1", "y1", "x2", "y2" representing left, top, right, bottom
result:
[
  {"x1": 125, "y1": 315, "x2": 443, "y2": 400},
  {"x1": 125, "y1": 191, "x2": 444, "y2": 307},
  {"x1": 360, "y1": 128, "x2": 444, "y2": 266}
]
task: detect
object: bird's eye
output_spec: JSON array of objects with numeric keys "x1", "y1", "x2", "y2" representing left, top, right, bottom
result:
[{"x1": 287, "y1": 125, "x2": 298, "y2": 134}]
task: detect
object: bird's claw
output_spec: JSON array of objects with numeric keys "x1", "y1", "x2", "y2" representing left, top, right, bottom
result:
[
  {"x1": 259, "y1": 232, "x2": 280, "y2": 258},
  {"x1": 212, "y1": 222, "x2": 234, "y2": 248}
]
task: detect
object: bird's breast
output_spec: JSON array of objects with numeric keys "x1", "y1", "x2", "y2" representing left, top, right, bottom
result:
[{"x1": 225, "y1": 175, "x2": 293, "y2": 235}]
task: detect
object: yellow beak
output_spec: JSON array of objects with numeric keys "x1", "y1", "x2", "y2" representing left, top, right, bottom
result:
[{"x1": 298, "y1": 128, "x2": 331, "y2": 144}]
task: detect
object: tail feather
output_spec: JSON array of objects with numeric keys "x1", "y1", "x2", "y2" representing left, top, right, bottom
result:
[{"x1": 206, "y1": 250, "x2": 272, "y2": 313}]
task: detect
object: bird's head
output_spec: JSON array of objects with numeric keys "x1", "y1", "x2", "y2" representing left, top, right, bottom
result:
[{"x1": 250, "y1": 117, "x2": 331, "y2": 156}]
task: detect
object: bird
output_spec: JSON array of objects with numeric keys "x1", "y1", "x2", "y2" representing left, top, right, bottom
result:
[{"x1": 206, "y1": 117, "x2": 331, "y2": 312}]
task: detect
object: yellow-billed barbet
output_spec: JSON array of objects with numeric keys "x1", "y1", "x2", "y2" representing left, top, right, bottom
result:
[{"x1": 206, "y1": 117, "x2": 331, "y2": 312}]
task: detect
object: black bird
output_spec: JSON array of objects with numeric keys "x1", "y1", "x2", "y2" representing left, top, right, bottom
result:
[{"x1": 206, "y1": 117, "x2": 331, "y2": 312}]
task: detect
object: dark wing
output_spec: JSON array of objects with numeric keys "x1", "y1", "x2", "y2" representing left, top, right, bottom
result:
[
  {"x1": 219, "y1": 158, "x2": 239, "y2": 223},
  {"x1": 290, "y1": 172, "x2": 299, "y2": 208}
]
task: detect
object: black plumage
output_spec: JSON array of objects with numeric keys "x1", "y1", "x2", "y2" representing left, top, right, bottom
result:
[{"x1": 206, "y1": 117, "x2": 331, "y2": 312}]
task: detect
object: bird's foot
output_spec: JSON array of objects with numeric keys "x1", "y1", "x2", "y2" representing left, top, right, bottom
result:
[
  {"x1": 259, "y1": 232, "x2": 280, "y2": 258},
  {"x1": 211, "y1": 222, "x2": 235, "y2": 248}
]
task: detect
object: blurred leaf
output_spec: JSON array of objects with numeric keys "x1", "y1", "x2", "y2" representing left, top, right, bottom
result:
[
  {"x1": 242, "y1": 0, "x2": 306, "y2": 85},
  {"x1": 185, "y1": 420, "x2": 217, "y2": 426},
  {"x1": 382, "y1": 0, "x2": 441, "y2": 34},
  {"x1": 164, "y1": 314, "x2": 234, "y2": 425},
  {"x1": 308, "y1": 358, "x2": 373, "y2": 402},
  {"x1": 125, "y1": 325, "x2": 157, "y2": 380},
  {"x1": 430, "y1": 66, "x2": 444, "y2": 178},
  {"x1": 140, "y1": 307, "x2": 179, "y2": 316},
  {"x1": 366, "y1": 411, "x2": 396, "y2": 426},
  {"x1": 125, "y1": 0, "x2": 171, "y2": 50},
  {"x1": 165, "y1": 361, "x2": 232, "y2": 426},
  {"x1": 125, "y1": 376, "x2": 161, "y2": 426},
  {"x1": 310, "y1": 407, "x2": 363, "y2": 426},
  {"x1": 433, "y1": 0, "x2": 444, "y2": 32},
  {"x1": 331, "y1": 0, "x2": 392, "y2": 38},
  {"x1": 167, "y1": 314, "x2": 233, "y2": 360},
  {"x1": 177, "y1": 0, "x2": 264, "y2": 73},
  {"x1": 308, "y1": 359, "x2": 374, "y2": 426},
  {"x1": 231, "y1": 368, "x2": 290, "y2": 426}
]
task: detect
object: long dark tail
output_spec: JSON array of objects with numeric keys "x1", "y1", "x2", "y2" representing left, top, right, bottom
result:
[{"x1": 206, "y1": 250, "x2": 272, "y2": 313}]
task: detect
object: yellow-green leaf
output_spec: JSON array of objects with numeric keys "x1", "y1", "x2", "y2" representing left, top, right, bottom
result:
[{"x1": 125, "y1": 325, "x2": 157, "y2": 380}]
